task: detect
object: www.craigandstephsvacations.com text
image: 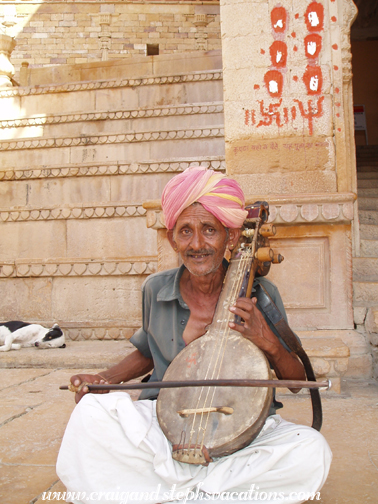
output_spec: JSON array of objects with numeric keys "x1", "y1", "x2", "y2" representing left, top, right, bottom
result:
[{"x1": 41, "y1": 483, "x2": 321, "y2": 503}]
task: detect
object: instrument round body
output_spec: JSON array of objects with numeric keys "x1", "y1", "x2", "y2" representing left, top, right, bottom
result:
[{"x1": 156, "y1": 329, "x2": 272, "y2": 462}]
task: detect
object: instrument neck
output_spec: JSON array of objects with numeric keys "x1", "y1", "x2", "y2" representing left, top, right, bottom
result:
[{"x1": 211, "y1": 249, "x2": 254, "y2": 331}]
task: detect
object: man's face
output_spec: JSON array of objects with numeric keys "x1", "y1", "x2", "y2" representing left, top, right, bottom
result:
[{"x1": 168, "y1": 204, "x2": 234, "y2": 277}]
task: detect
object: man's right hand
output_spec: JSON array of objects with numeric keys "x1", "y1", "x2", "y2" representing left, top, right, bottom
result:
[{"x1": 70, "y1": 373, "x2": 109, "y2": 404}]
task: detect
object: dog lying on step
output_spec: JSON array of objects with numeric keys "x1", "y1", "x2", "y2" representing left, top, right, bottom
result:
[{"x1": 0, "y1": 321, "x2": 66, "y2": 351}]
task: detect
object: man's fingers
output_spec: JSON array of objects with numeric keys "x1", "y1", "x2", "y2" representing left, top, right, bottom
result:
[{"x1": 229, "y1": 304, "x2": 251, "y2": 323}]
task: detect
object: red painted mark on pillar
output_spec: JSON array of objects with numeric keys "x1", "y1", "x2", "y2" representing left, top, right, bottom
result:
[
  {"x1": 305, "y1": 2, "x2": 324, "y2": 32},
  {"x1": 331, "y1": 16, "x2": 337, "y2": 22},
  {"x1": 304, "y1": 34, "x2": 322, "y2": 59},
  {"x1": 254, "y1": 84, "x2": 260, "y2": 89},
  {"x1": 264, "y1": 70, "x2": 284, "y2": 97},
  {"x1": 245, "y1": 110, "x2": 250, "y2": 126},
  {"x1": 335, "y1": 87, "x2": 340, "y2": 93},
  {"x1": 337, "y1": 128, "x2": 341, "y2": 132},
  {"x1": 293, "y1": 45, "x2": 298, "y2": 52},
  {"x1": 332, "y1": 44, "x2": 338, "y2": 50},
  {"x1": 271, "y1": 7, "x2": 287, "y2": 33},
  {"x1": 334, "y1": 65, "x2": 339, "y2": 71},
  {"x1": 261, "y1": 49, "x2": 265, "y2": 55},
  {"x1": 293, "y1": 75, "x2": 298, "y2": 82},
  {"x1": 269, "y1": 41, "x2": 288, "y2": 67},
  {"x1": 335, "y1": 102, "x2": 341, "y2": 107},
  {"x1": 336, "y1": 113, "x2": 340, "y2": 117},
  {"x1": 291, "y1": 107, "x2": 297, "y2": 120},
  {"x1": 291, "y1": 32, "x2": 296, "y2": 38},
  {"x1": 295, "y1": 13, "x2": 299, "y2": 19},
  {"x1": 303, "y1": 65, "x2": 323, "y2": 95},
  {"x1": 256, "y1": 99, "x2": 288, "y2": 127},
  {"x1": 294, "y1": 97, "x2": 324, "y2": 136}
]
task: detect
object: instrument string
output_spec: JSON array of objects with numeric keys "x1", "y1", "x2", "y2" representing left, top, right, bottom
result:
[
  {"x1": 184, "y1": 255, "x2": 246, "y2": 453},
  {"x1": 187, "y1": 217, "x2": 262, "y2": 456},
  {"x1": 196, "y1": 252, "x2": 252, "y2": 450},
  {"x1": 184, "y1": 248, "x2": 254, "y2": 455}
]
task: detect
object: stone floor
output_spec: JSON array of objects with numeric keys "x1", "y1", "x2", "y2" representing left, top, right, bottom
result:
[{"x1": 0, "y1": 341, "x2": 377, "y2": 504}]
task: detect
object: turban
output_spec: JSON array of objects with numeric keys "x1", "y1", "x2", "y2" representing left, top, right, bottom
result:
[{"x1": 161, "y1": 166, "x2": 248, "y2": 230}]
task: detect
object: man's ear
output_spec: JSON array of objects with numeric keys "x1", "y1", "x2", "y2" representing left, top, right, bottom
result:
[
  {"x1": 166, "y1": 229, "x2": 177, "y2": 252},
  {"x1": 228, "y1": 228, "x2": 241, "y2": 248}
]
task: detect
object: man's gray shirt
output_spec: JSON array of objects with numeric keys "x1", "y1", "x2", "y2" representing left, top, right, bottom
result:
[{"x1": 131, "y1": 263, "x2": 293, "y2": 410}]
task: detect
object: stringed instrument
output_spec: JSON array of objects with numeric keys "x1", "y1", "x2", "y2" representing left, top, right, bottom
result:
[{"x1": 156, "y1": 202, "x2": 283, "y2": 465}]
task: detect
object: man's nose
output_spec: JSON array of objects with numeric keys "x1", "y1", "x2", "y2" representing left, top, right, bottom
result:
[{"x1": 190, "y1": 230, "x2": 205, "y2": 249}]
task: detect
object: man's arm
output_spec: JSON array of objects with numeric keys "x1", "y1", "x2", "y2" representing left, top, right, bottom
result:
[
  {"x1": 70, "y1": 349, "x2": 154, "y2": 403},
  {"x1": 229, "y1": 297, "x2": 306, "y2": 388}
]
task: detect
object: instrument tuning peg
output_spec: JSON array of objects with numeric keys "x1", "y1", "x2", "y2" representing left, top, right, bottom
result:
[{"x1": 272, "y1": 253, "x2": 284, "y2": 264}]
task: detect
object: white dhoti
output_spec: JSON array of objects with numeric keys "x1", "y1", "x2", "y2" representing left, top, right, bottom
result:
[{"x1": 57, "y1": 393, "x2": 332, "y2": 504}]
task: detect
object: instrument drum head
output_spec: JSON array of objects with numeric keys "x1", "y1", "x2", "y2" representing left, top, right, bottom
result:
[{"x1": 156, "y1": 330, "x2": 273, "y2": 462}]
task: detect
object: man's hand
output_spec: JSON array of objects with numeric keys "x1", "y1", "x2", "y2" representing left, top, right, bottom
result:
[
  {"x1": 228, "y1": 297, "x2": 281, "y2": 355},
  {"x1": 70, "y1": 373, "x2": 109, "y2": 404},
  {"x1": 228, "y1": 297, "x2": 306, "y2": 386}
]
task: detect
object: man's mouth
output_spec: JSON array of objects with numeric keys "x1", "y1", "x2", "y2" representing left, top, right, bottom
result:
[{"x1": 186, "y1": 250, "x2": 213, "y2": 260}]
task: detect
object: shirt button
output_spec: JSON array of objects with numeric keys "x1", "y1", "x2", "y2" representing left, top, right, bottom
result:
[{"x1": 180, "y1": 320, "x2": 186, "y2": 325}]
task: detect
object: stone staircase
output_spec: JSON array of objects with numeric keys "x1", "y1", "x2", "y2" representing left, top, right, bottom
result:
[
  {"x1": 0, "y1": 51, "x2": 225, "y2": 340},
  {"x1": 354, "y1": 146, "x2": 378, "y2": 310},
  {"x1": 353, "y1": 145, "x2": 378, "y2": 377}
]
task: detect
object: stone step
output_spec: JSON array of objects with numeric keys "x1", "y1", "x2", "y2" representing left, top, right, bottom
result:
[
  {"x1": 0, "y1": 171, "x2": 176, "y2": 208},
  {"x1": 357, "y1": 180, "x2": 378, "y2": 192},
  {"x1": 353, "y1": 281, "x2": 378, "y2": 307},
  {"x1": 359, "y1": 210, "x2": 378, "y2": 225},
  {"x1": 359, "y1": 224, "x2": 378, "y2": 240},
  {"x1": 357, "y1": 166, "x2": 378, "y2": 176},
  {"x1": 20, "y1": 50, "x2": 224, "y2": 87},
  {"x1": 357, "y1": 187, "x2": 378, "y2": 196},
  {"x1": 357, "y1": 171, "x2": 378, "y2": 180},
  {"x1": 0, "y1": 156, "x2": 225, "y2": 182},
  {"x1": 0, "y1": 210, "x2": 158, "y2": 262},
  {"x1": 0, "y1": 338, "x2": 350, "y2": 393},
  {"x1": 0, "y1": 156, "x2": 225, "y2": 208},
  {"x1": 353, "y1": 257, "x2": 378, "y2": 281},
  {"x1": 0, "y1": 125, "x2": 226, "y2": 169},
  {"x1": 358, "y1": 197, "x2": 378, "y2": 211},
  {"x1": 356, "y1": 145, "x2": 378, "y2": 157},
  {"x1": 0, "y1": 102, "x2": 224, "y2": 141},
  {"x1": 5, "y1": 72, "x2": 224, "y2": 120},
  {"x1": 360, "y1": 239, "x2": 378, "y2": 257}
]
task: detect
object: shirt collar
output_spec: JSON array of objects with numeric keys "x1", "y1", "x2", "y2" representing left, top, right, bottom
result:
[
  {"x1": 156, "y1": 259, "x2": 230, "y2": 305},
  {"x1": 157, "y1": 264, "x2": 186, "y2": 304}
]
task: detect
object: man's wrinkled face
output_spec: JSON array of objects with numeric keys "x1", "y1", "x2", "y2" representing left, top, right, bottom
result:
[{"x1": 168, "y1": 204, "x2": 231, "y2": 277}]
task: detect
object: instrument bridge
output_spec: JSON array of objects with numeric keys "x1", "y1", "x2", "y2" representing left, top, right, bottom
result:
[{"x1": 177, "y1": 406, "x2": 234, "y2": 417}]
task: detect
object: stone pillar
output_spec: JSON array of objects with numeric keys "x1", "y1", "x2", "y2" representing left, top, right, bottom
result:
[
  {"x1": 220, "y1": 0, "x2": 361, "y2": 371},
  {"x1": 99, "y1": 13, "x2": 112, "y2": 62},
  {"x1": 91, "y1": 11, "x2": 119, "y2": 62},
  {"x1": 144, "y1": 200, "x2": 180, "y2": 272},
  {"x1": 193, "y1": 14, "x2": 211, "y2": 52}
]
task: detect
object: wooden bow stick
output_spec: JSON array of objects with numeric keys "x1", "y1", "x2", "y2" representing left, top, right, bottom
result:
[{"x1": 60, "y1": 378, "x2": 331, "y2": 394}]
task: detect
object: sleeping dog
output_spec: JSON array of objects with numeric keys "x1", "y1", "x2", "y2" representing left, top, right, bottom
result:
[{"x1": 0, "y1": 321, "x2": 66, "y2": 352}]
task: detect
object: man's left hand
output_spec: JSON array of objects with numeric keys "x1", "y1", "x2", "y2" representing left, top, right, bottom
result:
[
  {"x1": 228, "y1": 297, "x2": 306, "y2": 385},
  {"x1": 228, "y1": 297, "x2": 281, "y2": 357}
]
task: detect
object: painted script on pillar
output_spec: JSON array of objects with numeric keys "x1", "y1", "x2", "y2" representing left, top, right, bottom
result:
[{"x1": 246, "y1": 1, "x2": 326, "y2": 136}]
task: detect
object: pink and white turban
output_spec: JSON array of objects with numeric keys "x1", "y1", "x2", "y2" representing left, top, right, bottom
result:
[{"x1": 161, "y1": 166, "x2": 248, "y2": 230}]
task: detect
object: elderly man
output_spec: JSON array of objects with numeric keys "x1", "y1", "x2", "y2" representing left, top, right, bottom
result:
[{"x1": 57, "y1": 167, "x2": 331, "y2": 504}]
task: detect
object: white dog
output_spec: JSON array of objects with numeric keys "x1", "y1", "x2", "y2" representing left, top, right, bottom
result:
[{"x1": 0, "y1": 321, "x2": 66, "y2": 352}]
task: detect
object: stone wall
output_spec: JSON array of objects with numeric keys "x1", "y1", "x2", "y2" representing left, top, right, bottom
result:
[
  {"x1": 0, "y1": 1, "x2": 221, "y2": 81},
  {"x1": 0, "y1": 51, "x2": 226, "y2": 342}
]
